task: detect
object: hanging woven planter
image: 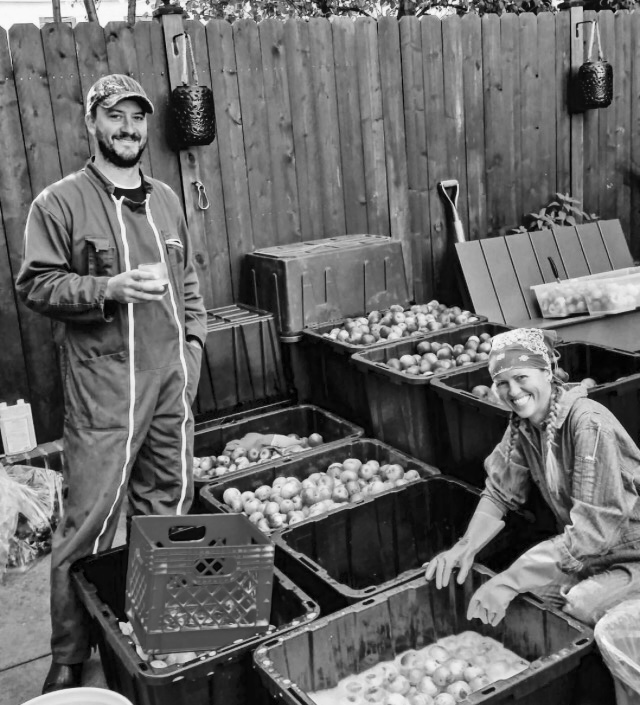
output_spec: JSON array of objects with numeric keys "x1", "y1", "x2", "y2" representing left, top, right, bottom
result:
[
  {"x1": 578, "y1": 21, "x2": 613, "y2": 110},
  {"x1": 169, "y1": 33, "x2": 216, "y2": 150}
]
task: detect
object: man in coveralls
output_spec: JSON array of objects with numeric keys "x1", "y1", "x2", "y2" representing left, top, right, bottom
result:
[{"x1": 16, "y1": 74, "x2": 207, "y2": 693}]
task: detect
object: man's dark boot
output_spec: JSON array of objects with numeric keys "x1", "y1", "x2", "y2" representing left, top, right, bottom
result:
[{"x1": 42, "y1": 661, "x2": 84, "y2": 693}]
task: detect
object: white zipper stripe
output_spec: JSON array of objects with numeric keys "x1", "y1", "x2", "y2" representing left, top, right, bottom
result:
[
  {"x1": 146, "y1": 201, "x2": 190, "y2": 516},
  {"x1": 93, "y1": 196, "x2": 136, "y2": 554}
]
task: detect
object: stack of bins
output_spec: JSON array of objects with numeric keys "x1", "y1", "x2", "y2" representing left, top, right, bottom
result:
[
  {"x1": 253, "y1": 566, "x2": 595, "y2": 705},
  {"x1": 242, "y1": 234, "x2": 411, "y2": 418},
  {"x1": 71, "y1": 545, "x2": 320, "y2": 705},
  {"x1": 430, "y1": 341, "x2": 640, "y2": 487},
  {"x1": 349, "y1": 322, "x2": 510, "y2": 467},
  {"x1": 194, "y1": 304, "x2": 288, "y2": 422}
]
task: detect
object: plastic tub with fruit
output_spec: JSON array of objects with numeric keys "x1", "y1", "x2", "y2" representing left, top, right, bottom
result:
[
  {"x1": 299, "y1": 300, "x2": 486, "y2": 431},
  {"x1": 430, "y1": 341, "x2": 640, "y2": 485},
  {"x1": 346, "y1": 324, "x2": 512, "y2": 465},
  {"x1": 70, "y1": 545, "x2": 320, "y2": 705},
  {"x1": 271, "y1": 474, "x2": 552, "y2": 615},
  {"x1": 199, "y1": 438, "x2": 439, "y2": 536},
  {"x1": 253, "y1": 565, "x2": 594, "y2": 705},
  {"x1": 192, "y1": 404, "x2": 364, "y2": 485}
]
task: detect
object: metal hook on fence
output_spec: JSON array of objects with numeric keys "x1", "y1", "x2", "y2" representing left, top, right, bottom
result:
[
  {"x1": 172, "y1": 32, "x2": 184, "y2": 55},
  {"x1": 193, "y1": 180, "x2": 210, "y2": 210},
  {"x1": 575, "y1": 19, "x2": 595, "y2": 38}
]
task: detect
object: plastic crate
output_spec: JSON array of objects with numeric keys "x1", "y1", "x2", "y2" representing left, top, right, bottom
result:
[
  {"x1": 70, "y1": 547, "x2": 319, "y2": 705},
  {"x1": 194, "y1": 304, "x2": 287, "y2": 422},
  {"x1": 253, "y1": 566, "x2": 595, "y2": 705},
  {"x1": 2, "y1": 437, "x2": 64, "y2": 472},
  {"x1": 272, "y1": 475, "x2": 554, "y2": 616},
  {"x1": 198, "y1": 437, "x2": 440, "y2": 536},
  {"x1": 348, "y1": 322, "x2": 512, "y2": 465},
  {"x1": 193, "y1": 403, "x2": 364, "y2": 486},
  {"x1": 430, "y1": 341, "x2": 640, "y2": 486},
  {"x1": 125, "y1": 514, "x2": 275, "y2": 654},
  {"x1": 243, "y1": 234, "x2": 411, "y2": 336}
]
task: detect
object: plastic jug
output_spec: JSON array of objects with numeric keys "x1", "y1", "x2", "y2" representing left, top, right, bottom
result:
[{"x1": 0, "y1": 399, "x2": 37, "y2": 455}]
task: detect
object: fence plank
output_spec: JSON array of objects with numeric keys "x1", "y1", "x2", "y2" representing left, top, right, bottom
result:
[
  {"x1": 378, "y1": 16, "x2": 410, "y2": 260},
  {"x1": 284, "y1": 19, "x2": 322, "y2": 241},
  {"x1": 461, "y1": 14, "x2": 486, "y2": 241},
  {"x1": 185, "y1": 19, "x2": 233, "y2": 308},
  {"x1": 441, "y1": 16, "x2": 469, "y2": 242},
  {"x1": 595, "y1": 12, "x2": 616, "y2": 223},
  {"x1": 400, "y1": 16, "x2": 429, "y2": 300},
  {"x1": 309, "y1": 17, "x2": 345, "y2": 238},
  {"x1": 538, "y1": 12, "x2": 556, "y2": 206},
  {"x1": 581, "y1": 11, "x2": 599, "y2": 217},
  {"x1": 133, "y1": 20, "x2": 183, "y2": 200},
  {"x1": 552, "y1": 225, "x2": 590, "y2": 277},
  {"x1": 556, "y1": 8, "x2": 572, "y2": 198},
  {"x1": 259, "y1": 19, "x2": 301, "y2": 245},
  {"x1": 206, "y1": 19, "x2": 254, "y2": 297},
  {"x1": 104, "y1": 21, "x2": 152, "y2": 175},
  {"x1": 0, "y1": 28, "x2": 31, "y2": 408},
  {"x1": 333, "y1": 17, "x2": 368, "y2": 235},
  {"x1": 499, "y1": 14, "x2": 520, "y2": 231},
  {"x1": 519, "y1": 13, "x2": 540, "y2": 219},
  {"x1": 234, "y1": 19, "x2": 276, "y2": 250},
  {"x1": 356, "y1": 17, "x2": 390, "y2": 238},
  {"x1": 614, "y1": 11, "x2": 631, "y2": 242},
  {"x1": 41, "y1": 22, "x2": 89, "y2": 177},
  {"x1": 6, "y1": 24, "x2": 63, "y2": 442},
  {"x1": 422, "y1": 17, "x2": 448, "y2": 297},
  {"x1": 631, "y1": 12, "x2": 640, "y2": 259}
]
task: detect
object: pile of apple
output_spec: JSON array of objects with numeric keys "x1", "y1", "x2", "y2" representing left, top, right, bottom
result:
[
  {"x1": 310, "y1": 631, "x2": 529, "y2": 705},
  {"x1": 323, "y1": 301, "x2": 480, "y2": 346},
  {"x1": 221, "y1": 458, "x2": 422, "y2": 533},
  {"x1": 583, "y1": 280, "x2": 640, "y2": 313},
  {"x1": 193, "y1": 432, "x2": 325, "y2": 482},
  {"x1": 535, "y1": 283, "x2": 589, "y2": 318},
  {"x1": 383, "y1": 333, "x2": 492, "y2": 378}
]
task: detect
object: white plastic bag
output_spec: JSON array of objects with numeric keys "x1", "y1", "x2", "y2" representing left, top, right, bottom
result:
[
  {"x1": 0, "y1": 464, "x2": 63, "y2": 581},
  {"x1": 594, "y1": 598, "x2": 640, "y2": 705}
]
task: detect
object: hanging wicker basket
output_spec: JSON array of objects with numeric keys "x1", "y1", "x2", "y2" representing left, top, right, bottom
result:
[
  {"x1": 169, "y1": 34, "x2": 216, "y2": 150},
  {"x1": 578, "y1": 21, "x2": 613, "y2": 110}
]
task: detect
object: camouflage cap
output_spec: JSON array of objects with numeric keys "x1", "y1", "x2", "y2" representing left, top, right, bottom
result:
[{"x1": 86, "y1": 74, "x2": 154, "y2": 115}]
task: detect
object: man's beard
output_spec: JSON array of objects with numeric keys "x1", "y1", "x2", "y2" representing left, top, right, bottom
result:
[{"x1": 96, "y1": 128, "x2": 147, "y2": 168}]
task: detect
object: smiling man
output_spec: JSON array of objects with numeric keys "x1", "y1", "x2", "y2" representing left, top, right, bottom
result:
[{"x1": 16, "y1": 74, "x2": 207, "y2": 693}]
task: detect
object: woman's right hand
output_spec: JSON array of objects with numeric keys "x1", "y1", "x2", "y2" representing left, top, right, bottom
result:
[{"x1": 424, "y1": 538, "x2": 476, "y2": 589}]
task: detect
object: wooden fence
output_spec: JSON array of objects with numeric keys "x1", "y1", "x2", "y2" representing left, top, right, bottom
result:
[{"x1": 1, "y1": 10, "x2": 639, "y2": 442}]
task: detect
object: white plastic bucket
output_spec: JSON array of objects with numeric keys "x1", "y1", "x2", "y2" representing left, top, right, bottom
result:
[{"x1": 22, "y1": 687, "x2": 134, "y2": 705}]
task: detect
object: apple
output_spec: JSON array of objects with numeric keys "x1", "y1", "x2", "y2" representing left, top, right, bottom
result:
[
  {"x1": 345, "y1": 480, "x2": 362, "y2": 496},
  {"x1": 217, "y1": 455, "x2": 231, "y2": 467},
  {"x1": 327, "y1": 463, "x2": 343, "y2": 479},
  {"x1": 408, "y1": 695, "x2": 435, "y2": 705},
  {"x1": 341, "y1": 469, "x2": 359, "y2": 484},
  {"x1": 301, "y1": 487, "x2": 320, "y2": 506},
  {"x1": 280, "y1": 480, "x2": 301, "y2": 500},
  {"x1": 222, "y1": 487, "x2": 241, "y2": 505},
  {"x1": 342, "y1": 458, "x2": 363, "y2": 474},
  {"x1": 362, "y1": 686, "x2": 386, "y2": 702},
  {"x1": 581, "y1": 377, "x2": 597, "y2": 388},
  {"x1": 258, "y1": 449, "x2": 272, "y2": 462},
  {"x1": 288, "y1": 511, "x2": 306, "y2": 525},
  {"x1": 241, "y1": 490, "x2": 255, "y2": 503},
  {"x1": 404, "y1": 469, "x2": 421, "y2": 482},
  {"x1": 416, "y1": 675, "x2": 439, "y2": 696},
  {"x1": 359, "y1": 463, "x2": 377, "y2": 481},
  {"x1": 243, "y1": 498, "x2": 262, "y2": 515},
  {"x1": 256, "y1": 518, "x2": 271, "y2": 533},
  {"x1": 317, "y1": 486, "x2": 332, "y2": 502},
  {"x1": 247, "y1": 448, "x2": 260, "y2": 462},
  {"x1": 248, "y1": 511, "x2": 264, "y2": 524},
  {"x1": 387, "y1": 695, "x2": 410, "y2": 705},
  {"x1": 227, "y1": 497, "x2": 243, "y2": 513},
  {"x1": 332, "y1": 485, "x2": 350, "y2": 503},
  {"x1": 268, "y1": 512, "x2": 287, "y2": 530},
  {"x1": 386, "y1": 673, "x2": 411, "y2": 694},
  {"x1": 468, "y1": 674, "x2": 491, "y2": 692},
  {"x1": 383, "y1": 464, "x2": 405, "y2": 482},
  {"x1": 432, "y1": 666, "x2": 452, "y2": 687},
  {"x1": 433, "y1": 695, "x2": 456, "y2": 705}
]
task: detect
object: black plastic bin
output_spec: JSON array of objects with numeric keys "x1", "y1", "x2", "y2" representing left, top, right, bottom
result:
[
  {"x1": 199, "y1": 437, "x2": 440, "y2": 537},
  {"x1": 70, "y1": 546, "x2": 319, "y2": 705},
  {"x1": 253, "y1": 566, "x2": 595, "y2": 705},
  {"x1": 300, "y1": 312, "x2": 489, "y2": 433},
  {"x1": 271, "y1": 475, "x2": 553, "y2": 616},
  {"x1": 195, "y1": 304, "x2": 288, "y2": 423},
  {"x1": 349, "y1": 322, "x2": 511, "y2": 465},
  {"x1": 431, "y1": 341, "x2": 640, "y2": 487}
]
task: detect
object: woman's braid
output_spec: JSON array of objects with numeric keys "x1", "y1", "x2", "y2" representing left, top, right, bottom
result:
[
  {"x1": 506, "y1": 413, "x2": 521, "y2": 466},
  {"x1": 544, "y1": 384, "x2": 562, "y2": 496}
]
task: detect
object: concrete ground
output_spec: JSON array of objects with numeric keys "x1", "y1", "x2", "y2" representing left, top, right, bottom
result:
[{"x1": 0, "y1": 511, "x2": 126, "y2": 705}]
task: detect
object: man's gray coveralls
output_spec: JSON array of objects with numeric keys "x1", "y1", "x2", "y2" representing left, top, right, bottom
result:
[{"x1": 16, "y1": 161, "x2": 207, "y2": 663}]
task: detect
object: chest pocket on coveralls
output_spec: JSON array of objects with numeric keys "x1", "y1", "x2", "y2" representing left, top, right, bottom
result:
[
  {"x1": 163, "y1": 234, "x2": 185, "y2": 300},
  {"x1": 85, "y1": 236, "x2": 115, "y2": 276}
]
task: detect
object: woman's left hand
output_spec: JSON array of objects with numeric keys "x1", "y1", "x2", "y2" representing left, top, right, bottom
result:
[{"x1": 467, "y1": 577, "x2": 518, "y2": 626}]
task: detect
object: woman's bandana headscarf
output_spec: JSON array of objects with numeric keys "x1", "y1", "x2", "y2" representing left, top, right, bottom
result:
[{"x1": 488, "y1": 328, "x2": 557, "y2": 379}]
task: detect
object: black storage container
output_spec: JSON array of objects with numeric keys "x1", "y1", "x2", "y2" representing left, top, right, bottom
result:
[
  {"x1": 349, "y1": 322, "x2": 510, "y2": 464},
  {"x1": 253, "y1": 566, "x2": 595, "y2": 705},
  {"x1": 70, "y1": 546, "x2": 319, "y2": 705},
  {"x1": 271, "y1": 475, "x2": 553, "y2": 616},
  {"x1": 430, "y1": 341, "x2": 640, "y2": 486}
]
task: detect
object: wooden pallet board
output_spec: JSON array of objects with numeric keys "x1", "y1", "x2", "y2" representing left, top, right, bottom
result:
[{"x1": 455, "y1": 219, "x2": 640, "y2": 351}]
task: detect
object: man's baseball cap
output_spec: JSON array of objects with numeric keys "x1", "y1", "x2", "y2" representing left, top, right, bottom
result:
[{"x1": 86, "y1": 74, "x2": 154, "y2": 115}]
